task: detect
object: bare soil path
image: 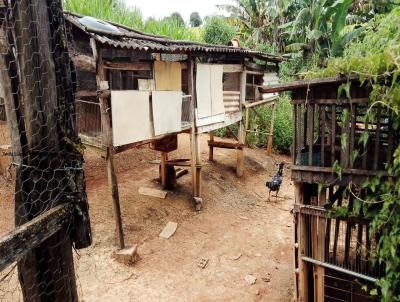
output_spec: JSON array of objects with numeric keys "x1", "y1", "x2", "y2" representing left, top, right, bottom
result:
[{"x1": 75, "y1": 134, "x2": 295, "y2": 302}]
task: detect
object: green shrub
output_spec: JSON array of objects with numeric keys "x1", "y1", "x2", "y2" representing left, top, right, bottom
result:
[
  {"x1": 245, "y1": 94, "x2": 292, "y2": 154},
  {"x1": 216, "y1": 95, "x2": 292, "y2": 154},
  {"x1": 202, "y1": 16, "x2": 238, "y2": 45}
]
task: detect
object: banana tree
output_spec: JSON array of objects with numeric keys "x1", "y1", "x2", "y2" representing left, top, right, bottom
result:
[
  {"x1": 281, "y1": 0, "x2": 354, "y2": 57},
  {"x1": 218, "y1": 0, "x2": 292, "y2": 51}
]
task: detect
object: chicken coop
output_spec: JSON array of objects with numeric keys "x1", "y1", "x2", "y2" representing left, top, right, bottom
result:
[
  {"x1": 261, "y1": 77, "x2": 399, "y2": 302},
  {"x1": 64, "y1": 12, "x2": 283, "y2": 247}
]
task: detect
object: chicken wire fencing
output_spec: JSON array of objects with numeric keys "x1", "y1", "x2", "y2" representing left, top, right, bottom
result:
[{"x1": 0, "y1": 0, "x2": 91, "y2": 301}]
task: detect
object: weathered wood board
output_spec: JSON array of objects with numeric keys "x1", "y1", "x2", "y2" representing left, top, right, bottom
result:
[
  {"x1": 152, "y1": 91, "x2": 182, "y2": 136},
  {"x1": 196, "y1": 64, "x2": 225, "y2": 126},
  {"x1": 111, "y1": 90, "x2": 152, "y2": 146},
  {"x1": 138, "y1": 79, "x2": 155, "y2": 91},
  {"x1": 139, "y1": 187, "x2": 168, "y2": 199},
  {"x1": 154, "y1": 61, "x2": 182, "y2": 91}
]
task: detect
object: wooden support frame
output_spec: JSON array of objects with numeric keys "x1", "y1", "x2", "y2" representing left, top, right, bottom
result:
[
  {"x1": 0, "y1": 203, "x2": 74, "y2": 271},
  {"x1": 91, "y1": 38, "x2": 125, "y2": 249},
  {"x1": 314, "y1": 189, "x2": 326, "y2": 302},
  {"x1": 267, "y1": 102, "x2": 276, "y2": 156},
  {"x1": 295, "y1": 182, "x2": 309, "y2": 302},
  {"x1": 209, "y1": 131, "x2": 214, "y2": 162},
  {"x1": 243, "y1": 98, "x2": 277, "y2": 156}
]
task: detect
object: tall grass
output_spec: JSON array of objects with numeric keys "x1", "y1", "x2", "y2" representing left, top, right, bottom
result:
[
  {"x1": 63, "y1": 0, "x2": 202, "y2": 41},
  {"x1": 63, "y1": 0, "x2": 144, "y2": 30},
  {"x1": 144, "y1": 17, "x2": 202, "y2": 41}
]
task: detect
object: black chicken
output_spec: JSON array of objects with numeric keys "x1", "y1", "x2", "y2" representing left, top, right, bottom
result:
[{"x1": 266, "y1": 162, "x2": 285, "y2": 201}]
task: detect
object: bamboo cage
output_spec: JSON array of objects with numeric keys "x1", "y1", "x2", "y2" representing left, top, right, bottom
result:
[{"x1": 261, "y1": 77, "x2": 399, "y2": 302}]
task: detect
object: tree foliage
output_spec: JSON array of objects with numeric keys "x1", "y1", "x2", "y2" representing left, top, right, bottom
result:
[
  {"x1": 190, "y1": 11, "x2": 202, "y2": 27},
  {"x1": 169, "y1": 12, "x2": 185, "y2": 27}
]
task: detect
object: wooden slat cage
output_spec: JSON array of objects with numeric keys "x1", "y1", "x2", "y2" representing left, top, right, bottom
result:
[
  {"x1": 294, "y1": 183, "x2": 383, "y2": 302},
  {"x1": 259, "y1": 78, "x2": 398, "y2": 302},
  {"x1": 291, "y1": 80, "x2": 398, "y2": 185}
]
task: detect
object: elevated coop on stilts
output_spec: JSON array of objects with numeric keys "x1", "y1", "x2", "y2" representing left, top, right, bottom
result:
[
  {"x1": 64, "y1": 12, "x2": 283, "y2": 248},
  {"x1": 261, "y1": 77, "x2": 399, "y2": 302}
]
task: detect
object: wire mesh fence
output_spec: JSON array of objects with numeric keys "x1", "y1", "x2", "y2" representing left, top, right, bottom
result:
[{"x1": 0, "y1": 0, "x2": 91, "y2": 300}]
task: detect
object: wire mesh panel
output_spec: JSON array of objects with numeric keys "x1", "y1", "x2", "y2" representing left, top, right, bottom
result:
[{"x1": 0, "y1": 0, "x2": 91, "y2": 300}]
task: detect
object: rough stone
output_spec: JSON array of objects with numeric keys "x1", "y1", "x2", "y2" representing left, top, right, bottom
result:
[
  {"x1": 114, "y1": 245, "x2": 139, "y2": 265},
  {"x1": 245, "y1": 274, "x2": 257, "y2": 285},
  {"x1": 159, "y1": 222, "x2": 178, "y2": 239}
]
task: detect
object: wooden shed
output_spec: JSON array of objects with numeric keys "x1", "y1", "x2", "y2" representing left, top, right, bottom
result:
[
  {"x1": 261, "y1": 77, "x2": 399, "y2": 302},
  {"x1": 64, "y1": 12, "x2": 283, "y2": 247}
]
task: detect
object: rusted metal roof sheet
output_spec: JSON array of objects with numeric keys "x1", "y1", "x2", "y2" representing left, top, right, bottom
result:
[
  {"x1": 65, "y1": 12, "x2": 284, "y2": 63},
  {"x1": 259, "y1": 76, "x2": 360, "y2": 93}
]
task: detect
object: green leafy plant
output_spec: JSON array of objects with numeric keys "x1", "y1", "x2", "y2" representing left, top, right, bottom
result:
[
  {"x1": 305, "y1": 7, "x2": 400, "y2": 301},
  {"x1": 201, "y1": 16, "x2": 238, "y2": 45},
  {"x1": 245, "y1": 94, "x2": 293, "y2": 154}
]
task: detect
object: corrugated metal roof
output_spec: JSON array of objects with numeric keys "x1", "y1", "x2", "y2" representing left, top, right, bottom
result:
[
  {"x1": 64, "y1": 12, "x2": 284, "y2": 63},
  {"x1": 259, "y1": 76, "x2": 360, "y2": 93}
]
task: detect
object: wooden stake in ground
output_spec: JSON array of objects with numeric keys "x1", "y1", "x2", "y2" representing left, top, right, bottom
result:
[{"x1": 91, "y1": 38, "x2": 125, "y2": 249}]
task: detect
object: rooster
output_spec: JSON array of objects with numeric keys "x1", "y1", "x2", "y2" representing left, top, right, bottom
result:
[{"x1": 266, "y1": 162, "x2": 285, "y2": 201}]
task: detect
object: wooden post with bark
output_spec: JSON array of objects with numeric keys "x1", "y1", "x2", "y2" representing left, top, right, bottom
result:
[
  {"x1": 266, "y1": 102, "x2": 276, "y2": 156},
  {"x1": 0, "y1": 0, "x2": 92, "y2": 300},
  {"x1": 236, "y1": 69, "x2": 246, "y2": 177},
  {"x1": 187, "y1": 57, "x2": 202, "y2": 209},
  {"x1": 90, "y1": 38, "x2": 125, "y2": 249}
]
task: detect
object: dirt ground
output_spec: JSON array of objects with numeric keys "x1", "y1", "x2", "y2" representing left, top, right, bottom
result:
[
  {"x1": 75, "y1": 134, "x2": 295, "y2": 302},
  {"x1": 0, "y1": 133, "x2": 295, "y2": 301}
]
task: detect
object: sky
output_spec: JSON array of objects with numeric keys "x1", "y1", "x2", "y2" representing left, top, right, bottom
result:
[{"x1": 124, "y1": 0, "x2": 232, "y2": 21}]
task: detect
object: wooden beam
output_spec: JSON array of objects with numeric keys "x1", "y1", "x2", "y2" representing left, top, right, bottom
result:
[
  {"x1": 243, "y1": 97, "x2": 277, "y2": 108},
  {"x1": 103, "y1": 60, "x2": 152, "y2": 71},
  {"x1": 209, "y1": 131, "x2": 214, "y2": 162},
  {"x1": 0, "y1": 203, "x2": 73, "y2": 271},
  {"x1": 208, "y1": 140, "x2": 244, "y2": 150},
  {"x1": 75, "y1": 90, "x2": 97, "y2": 98},
  {"x1": 291, "y1": 165, "x2": 388, "y2": 176},
  {"x1": 266, "y1": 103, "x2": 276, "y2": 156},
  {"x1": 71, "y1": 54, "x2": 96, "y2": 71},
  {"x1": 223, "y1": 64, "x2": 243, "y2": 73}
]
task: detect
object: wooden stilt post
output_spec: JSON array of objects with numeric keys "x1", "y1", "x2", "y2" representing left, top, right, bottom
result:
[
  {"x1": 315, "y1": 188, "x2": 326, "y2": 302},
  {"x1": 296, "y1": 183, "x2": 308, "y2": 302},
  {"x1": 237, "y1": 120, "x2": 245, "y2": 177},
  {"x1": 267, "y1": 102, "x2": 276, "y2": 156},
  {"x1": 160, "y1": 152, "x2": 168, "y2": 188},
  {"x1": 244, "y1": 107, "x2": 250, "y2": 145},
  {"x1": 107, "y1": 148, "x2": 125, "y2": 249},
  {"x1": 209, "y1": 131, "x2": 214, "y2": 162},
  {"x1": 187, "y1": 57, "x2": 202, "y2": 209},
  {"x1": 236, "y1": 68, "x2": 246, "y2": 177},
  {"x1": 91, "y1": 38, "x2": 125, "y2": 248}
]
